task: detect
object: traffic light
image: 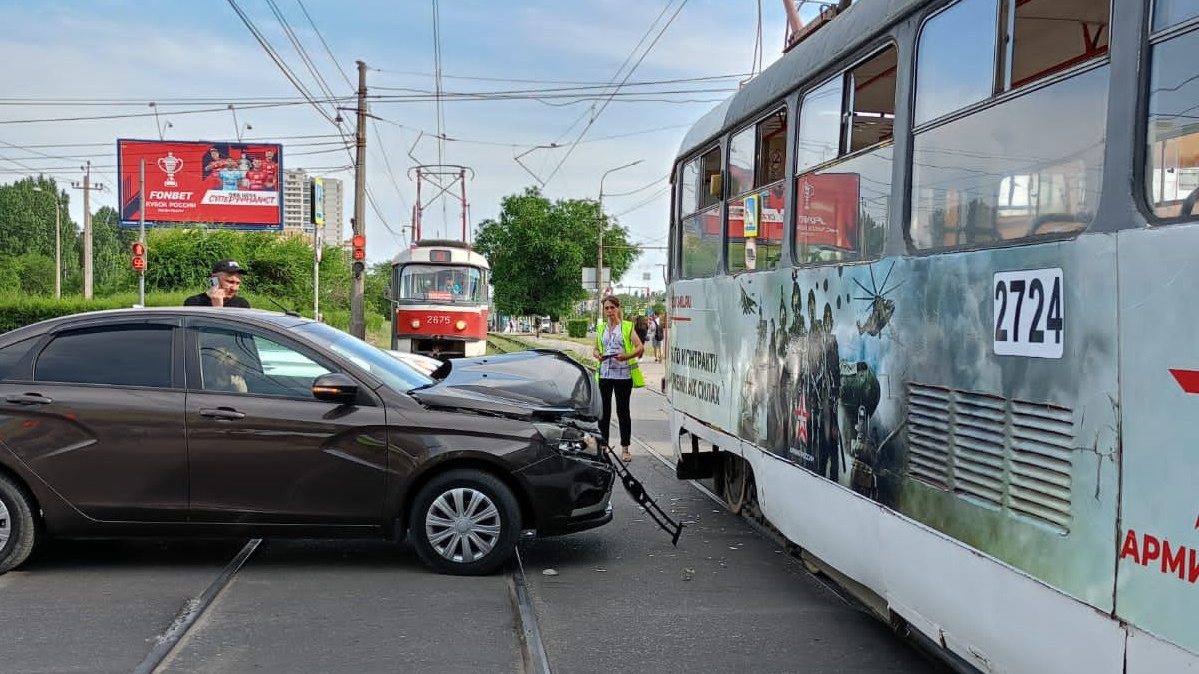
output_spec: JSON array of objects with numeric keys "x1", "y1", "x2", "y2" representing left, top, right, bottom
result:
[
  {"x1": 351, "y1": 233, "x2": 366, "y2": 275},
  {"x1": 131, "y1": 241, "x2": 146, "y2": 272}
]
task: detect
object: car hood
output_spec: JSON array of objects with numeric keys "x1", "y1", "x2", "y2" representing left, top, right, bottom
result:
[{"x1": 409, "y1": 349, "x2": 600, "y2": 420}]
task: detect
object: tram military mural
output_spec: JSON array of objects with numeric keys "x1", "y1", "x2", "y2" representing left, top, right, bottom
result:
[{"x1": 731, "y1": 266, "x2": 895, "y2": 507}]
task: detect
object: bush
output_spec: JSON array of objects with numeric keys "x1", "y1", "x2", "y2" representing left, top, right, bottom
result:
[
  {"x1": 566, "y1": 318, "x2": 589, "y2": 338},
  {"x1": 0, "y1": 291, "x2": 299, "y2": 333}
]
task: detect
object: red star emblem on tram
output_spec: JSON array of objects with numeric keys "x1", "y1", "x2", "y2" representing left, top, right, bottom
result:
[{"x1": 794, "y1": 394, "x2": 809, "y2": 444}]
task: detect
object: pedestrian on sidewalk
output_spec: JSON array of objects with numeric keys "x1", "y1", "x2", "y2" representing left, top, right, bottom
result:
[
  {"x1": 634, "y1": 315, "x2": 649, "y2": 344},
  {"x1": 653, "y1": 311, "x2": 666, "y2": 362},
  {"x1": 594, "y1": 295, "x2": 645, "y2": 463}
]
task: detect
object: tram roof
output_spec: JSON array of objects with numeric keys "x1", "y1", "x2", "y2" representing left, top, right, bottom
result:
[
  {"x1": 391, "y1": 239, "x2": 490, "y2": 268},
  {"x1": 677, "y1": 0, "x2": 919, "y2": 161}
]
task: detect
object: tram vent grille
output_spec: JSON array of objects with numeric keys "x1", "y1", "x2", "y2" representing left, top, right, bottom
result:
[{"x1": 905, "y1": 383, "x2": 1074, "y2": 533}]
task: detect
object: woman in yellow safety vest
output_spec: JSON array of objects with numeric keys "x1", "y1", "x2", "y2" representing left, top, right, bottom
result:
[{"x1": 593, "y1": 295, "x2": 645, "y2": 463}]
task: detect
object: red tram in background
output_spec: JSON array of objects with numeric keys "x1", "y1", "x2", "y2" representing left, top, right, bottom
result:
[{"x1": 389, "y1": 239, "x2": 489, "y2": 358}]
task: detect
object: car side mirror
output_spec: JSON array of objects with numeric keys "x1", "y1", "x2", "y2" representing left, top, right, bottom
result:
[{"x1": 312, "y1": 372, "x2": 359, "y2": 404}]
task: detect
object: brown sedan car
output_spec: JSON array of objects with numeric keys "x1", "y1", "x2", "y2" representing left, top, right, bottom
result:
[{"x1": 0, "y1": 308, "x2": 614, "y2": 575}]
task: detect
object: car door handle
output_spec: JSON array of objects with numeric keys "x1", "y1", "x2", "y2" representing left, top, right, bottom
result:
[
  {"x1": 199, "y1": 407, "x2": 246, "y2": 420},
  {"x1": 6, "y1": 393, "x2": 52, "y2": 405}
]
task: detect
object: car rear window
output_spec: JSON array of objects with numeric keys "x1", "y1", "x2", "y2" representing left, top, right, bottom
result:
[{"x1": 35, "y1": 325, "x2": 173, "y2": 388}]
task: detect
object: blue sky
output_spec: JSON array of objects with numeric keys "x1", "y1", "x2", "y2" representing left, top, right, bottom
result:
[{"x1": 0, "y1": 0, "x2": 807, "y2": 290}]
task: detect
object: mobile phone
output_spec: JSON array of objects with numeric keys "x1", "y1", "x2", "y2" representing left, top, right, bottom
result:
[
  {"x1": 600, "y1": 353, "x2": 614, "y2": 361},
  {"x1": 209, "y1": 276, "x2": 220, "y2": 289}
]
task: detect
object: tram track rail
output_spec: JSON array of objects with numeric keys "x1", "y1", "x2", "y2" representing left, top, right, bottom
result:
[
  {"x1": 131, "y1": 539, "x2": 262, "y2": 674},
  {"x1": 113, "y1": 536, "x2": 547, "y2": 674}
]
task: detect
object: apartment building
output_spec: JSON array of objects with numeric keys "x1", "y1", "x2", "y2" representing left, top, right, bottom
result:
[{"x1": 281, "y1": 168, "x2": 344, "y2": 246}]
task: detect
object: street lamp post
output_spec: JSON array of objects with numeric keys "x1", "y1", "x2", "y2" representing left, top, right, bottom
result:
[
  {"x1": 597, "y1": 159, "x2": 643, "y2": 320},
  {"x1": 31, "y1": 186, "x2": 61, "y2": 298}
]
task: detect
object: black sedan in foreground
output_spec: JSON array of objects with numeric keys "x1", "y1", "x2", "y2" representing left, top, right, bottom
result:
[{"x1": 0, "y1": 308, "x2": 614, "y2": 575}]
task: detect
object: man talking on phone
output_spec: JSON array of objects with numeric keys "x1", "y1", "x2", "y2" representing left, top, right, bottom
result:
[{"x1": 184, "y1": 259, "x2": 251, "y2": 308}]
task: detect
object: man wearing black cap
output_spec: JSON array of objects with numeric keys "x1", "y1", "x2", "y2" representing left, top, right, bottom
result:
[{"x1": 184, "y1": 259, "x2": 251, "y2": 308}]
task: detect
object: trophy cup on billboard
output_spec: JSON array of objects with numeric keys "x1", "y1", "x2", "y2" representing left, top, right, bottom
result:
[{"x1": 158, "y1": 152, "x2": 183, "y2": 187}]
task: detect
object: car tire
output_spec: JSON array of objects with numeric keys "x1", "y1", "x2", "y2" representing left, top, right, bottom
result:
[
  {"x1": 408, "y1": 469, "x2": 520, "y2": 576},
  {"x1": 0, "y1": 474, "x2": 37, "y2": 575}
]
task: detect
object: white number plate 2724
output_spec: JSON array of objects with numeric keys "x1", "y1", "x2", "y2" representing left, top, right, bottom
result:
[{"x1": 993, "y1": 268, "x2": 1064, "y2": 358}]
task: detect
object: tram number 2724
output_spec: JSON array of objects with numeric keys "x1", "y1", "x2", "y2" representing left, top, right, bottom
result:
[{"x1": 993, "y1": 268, "x2": 1064, "y2": 359}]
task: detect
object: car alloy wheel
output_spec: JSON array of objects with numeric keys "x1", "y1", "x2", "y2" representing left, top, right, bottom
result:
[
  {"x1": 409, "y1": 469, "x2": 520, "y2": 575},
  {"x1": 0, "y1": 474, "x2": 37, "y2": 575},
  {"x1": 0, "y1": 498, "x2": 9, "y2": 549}
]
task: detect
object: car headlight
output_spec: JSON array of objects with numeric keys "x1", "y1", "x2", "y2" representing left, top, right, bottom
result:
[{"x1": 533, "y1": 422, "x2": 596, "y2": 456}]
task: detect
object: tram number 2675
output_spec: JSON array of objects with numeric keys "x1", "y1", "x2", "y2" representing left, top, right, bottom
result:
[{"x1": 993, "y1": 268, "x2": 1064, "y2": 359}]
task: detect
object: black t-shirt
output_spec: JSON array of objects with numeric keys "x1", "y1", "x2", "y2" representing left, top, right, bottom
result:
[{"x1": 183, "y1": 292, "x2": 251, "y2": 308}]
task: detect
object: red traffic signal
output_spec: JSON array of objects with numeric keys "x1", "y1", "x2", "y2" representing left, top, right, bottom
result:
[
  {"x1": 131, "y1": 241, "x2": 146, "y2": 271},
  {"x1": 351, "y1": 234, "x2": 366, "y2": 261}
]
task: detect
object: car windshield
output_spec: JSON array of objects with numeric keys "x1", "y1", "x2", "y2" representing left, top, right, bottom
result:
[{"x1": 293, "y1": 321, "x2": 433, "y2": 392}]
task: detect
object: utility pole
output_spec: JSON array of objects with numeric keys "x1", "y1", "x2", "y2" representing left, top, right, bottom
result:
[
  {"x1": 597, "y1": 159, "x2": 643, "y2": 322},
  {"x1": 349, "y1": 60, "x2": 368, "y2": 340},
  {"x1": 72, "y1": 161, "x2": 103, "y2": 299}
]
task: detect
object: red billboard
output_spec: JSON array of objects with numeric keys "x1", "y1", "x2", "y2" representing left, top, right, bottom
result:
[
  {"x1": 795, "y1": 172, "x2": 860, "y2": 249},
  {"x1": 118, "y1": 139, "x2": 283, "y2": 229}
]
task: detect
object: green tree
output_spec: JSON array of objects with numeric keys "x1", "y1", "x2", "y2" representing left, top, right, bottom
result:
[
  {"x1": 91, "y1": 206, "x2": 139, "y2": 295},
  {"x1": 14, "y1": 253, "x2": 55, "y2": 295},
  {"x1": 365, "y1": 260, "x2": 392, "y2": 317},
  {"x1": 0, "y1": 178, "x2": 78, "y2": 281},
  {"x1": 474, "y1": 186, "x2": 639, "y2": 318}
]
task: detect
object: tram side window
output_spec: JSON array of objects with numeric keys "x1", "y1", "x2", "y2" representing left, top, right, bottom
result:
[
  {"x1": 1153, "y1": 0, "x2": 1199, "y2": 31},
  {"x1": 1145, "y1": 24, "x2": 1199, "y2": 223},
  {"x1": 794, "y1": 46, "x2": 896, "y2": 264},
  {"x1": 914, "y1": 0, "x2": 996, "y2": 125},
  {"x1": 909, "y1": 0, "x2": 1110, "y2": 249},
  {"x1": 678, "y1": 146, "x2": 722, "y2": 278},
  {"x1": 728, "y1": 108, "x2": 787, "y2": 273},
  {"x1": 915, "y1": 0, "x2": 1110, "y2": 125},
  {"x1": 796, "y1": 77, "x2": 843, "y2": 173},
  {"x1": 910, "y1": 67, "x2": 1107, "y2": 249}
]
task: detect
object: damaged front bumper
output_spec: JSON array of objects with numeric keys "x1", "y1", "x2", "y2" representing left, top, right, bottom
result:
[{"x1": 520, "y1": 422, "x2": 616, "y2": 536}]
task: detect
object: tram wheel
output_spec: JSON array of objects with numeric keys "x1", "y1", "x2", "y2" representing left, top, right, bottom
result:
[{"x1": 721, "y1": 453, "x2": 748, "y2": 515}]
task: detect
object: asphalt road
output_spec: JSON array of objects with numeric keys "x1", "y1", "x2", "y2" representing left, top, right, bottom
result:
[{"x1": 0, "y1": 347, "x2": 943, "y2": 674}]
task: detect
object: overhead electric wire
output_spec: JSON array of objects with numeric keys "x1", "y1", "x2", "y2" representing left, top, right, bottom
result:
[
  {"x1": 603, "y1": 175, "x2": 669, "y2": 197},
  {"x1": 428, "y1": 0, "x2": 454, "y2": 239},
  {"x1": 550, "y1": 1, "x2": 678, "y2": 148},
  {"x1": 372, "y1": 69, "x2": 752, "y2": 87},
  {"x1": 431, "y1": 0, "x2": 447, "y2": 170},
  {"x1": 370, "y1": 77, "x2": 747, "y2": 96},
  {"x1": 4, "y1": 135, "x2": 347, "y2": 150},
  {"x1": 0, "y1": 95, "x2": 348, "y2": 106},
  {"x1": 542, "y1": 0, "x2": 691, "y2": 187},
  {"x1": 298, "y1": 0, "x2": 354, "y2": 89},
  {"x1": 229, "y1": 0, "x2": 406, "y2": 237},
  {"x1": 296, "y1": 0, "x2": 408, "y2": 237},
  {"x1": 225, "y1": 0, "x2": 342, "y2": 128},
  {"x1": 614, "y1": 185, "x2": 672, "y2": 218},
  {"x1": 0, "y1": 100, "x2": 322, "y2": 126},
  {"x1": 265, "y1": 0, "x2": 341, "y2": 109}
]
